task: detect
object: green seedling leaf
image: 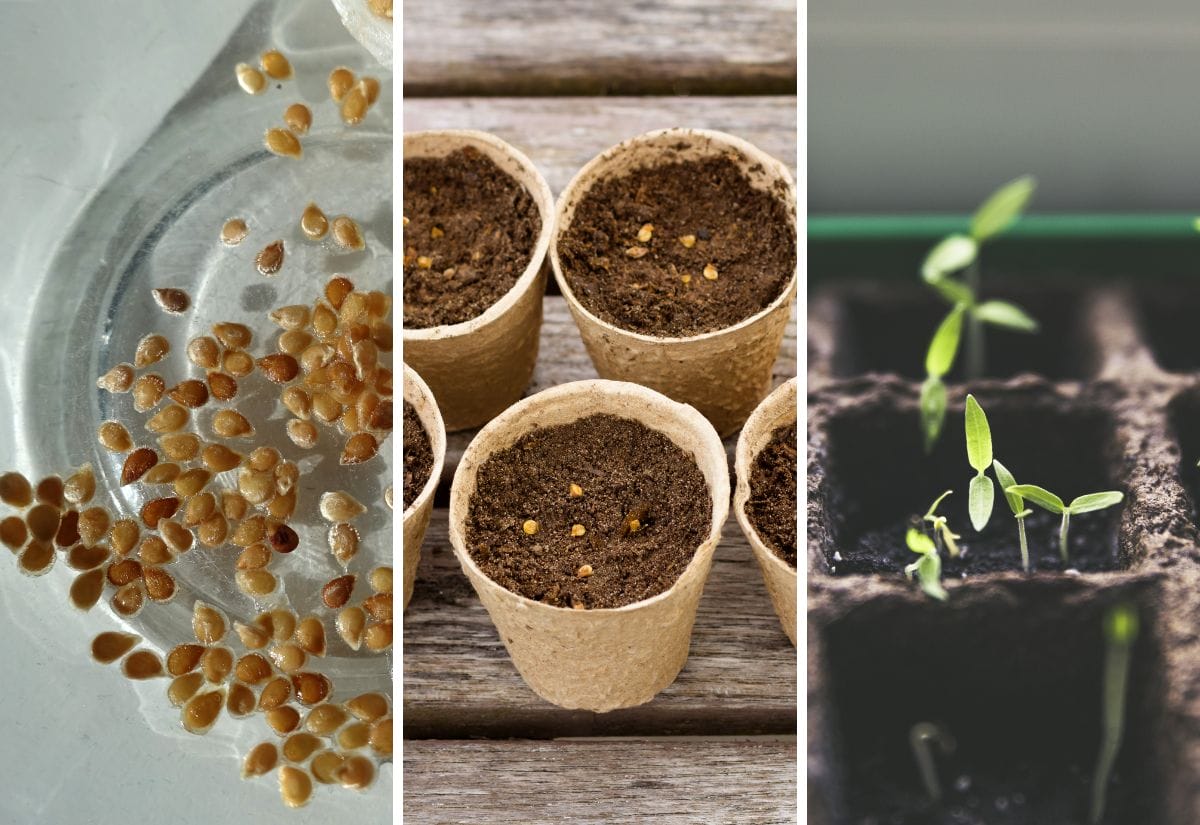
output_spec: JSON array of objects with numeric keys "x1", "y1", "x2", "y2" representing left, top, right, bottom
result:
[
  {"x1": 926, "y1": 304, "x2": 966, "y2": 378},
  {"x1": 973, "y1": 300, "x2": 1039, "y2": 332},
  {"x1": 1069, "y1": 491, "x2": 1125, "y2": 514},
  {"x1": 971, "y1": 175, "x2": 1036, "y2": 241},
  {"x1": 920, "y1": 376, "x2": 947, "y2": 452},
  {"x1": 968, "y1": 474, "x2": 994, "y2": 532},
  {"x1": 928, "y1": 276, "x2": 975, "y2": 307},
  {"x1": 992, "y1": 459, "x2": 1023, "y2": 515},
  {"x1": 921, "y1": 234, "x2": 977, "y2": 283},
  {"x1": 924, "y1": 490, "x2": 954, "y2": 520},
  {"x1": 1006, "y1": 484, "x2": 1065, "y2": 514},
  {"x1": 964, "y1": 395, "x2": 993, "y2": 472},
  {"x1": 908, "y1": 553, "x2": 947, "y2": 601},
  {"x1": 906, "y1": 527, "x2": 936, "y2": 555}
]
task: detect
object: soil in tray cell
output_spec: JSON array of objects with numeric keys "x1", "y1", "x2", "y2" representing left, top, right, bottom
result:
[
  {"x1": 822, "y1": 594, "x2": 1164, "y2": 824},
  {"x1": 820, "y1": 392, "x2": 1123, "y2": 575},
  {"x1": 1137, "y1": 284, "x2": 1200, "y2": 374},
  {"x1": 828, "y1": 283, "x2": 1093, "y2": 382},
  {"x1": 747, "y1": 421, "x2": 798, "y2": 567},
  {"x1": 403, "y1": 401, "x2": 433, "y2": 510}
]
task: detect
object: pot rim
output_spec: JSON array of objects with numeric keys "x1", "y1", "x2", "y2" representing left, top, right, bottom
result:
[
  {"x1": 402, "y1": 363, "x2": 447, "y2": 520},
  {"x1": 734, "y1": 376, "x2": 798, "y2": 580}
]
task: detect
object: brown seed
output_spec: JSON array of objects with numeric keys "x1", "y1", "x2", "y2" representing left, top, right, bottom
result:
[
  {"x1": 168, "y1": 379, "x2": 209, "y2": 408},
  {"x1": 92, "y1": 631, "x2": 140, "y2": 664},
  {"x1": 337, "y1": 721, "x2": 370, "y2": 750},
  {"x1": 291, "y1": 672, "x2": 331, "y2": 706},
  {"x1": 577, "y1": 564, "x2": 594, "y2": 578},
  {"x1": 305, "y1": 703, "x2": 348, "y2": 736},
  {"x1": 65, "y1": 464, "x2": 97, "y2": 504},
  {"x1": 25, "y1": 504, "x2": 60, "y2": 542},
  {"x1": 364, "y1": 621, "x2": 392, "y2": 652},
  {"x1": 331, "y1": 216, "x2": 365, "y2": 250},
  {"x1": 235, "y1": 653, "x2": 273, "y2": 685},
  {"x1": 322, "y1": 575, "x2": 355, "y2": 609},
  {"x1": 265, "y1": 609, "x2": 298, "y2": 642},
  {"x1": 53, "y1": 510, "x2": 79, "y2": 548},
  {"x1": 109, "y1": 519, "x2": 139, "y2": 556},
  {"x1": 138, "y1": 535, "x2": 173, "y2": 565},
  {"x1": 174, "y1": 468, "x2": 212, "y2": 499},
  {"x1": 121, "y1": 448, "x2": 158, "y2": 485},
  {"x1": 0, "y1": 472, "x2": 33, "y2": 507},
  {"x1": 264, "y1": 129, "x2": 301, "y2": 159},
  {"x1": 259, "y1": 48, "x2": 291, "y2": 79},
  {"x1": 193, "y1": 601, "x2": 227, "y2": 644},
  {"x1": 143, "y1": 566, "x2": 177, "y2": 602},
  {"x1": 279, "y1": 765, "x2": 313, "y2": 808},
  {"x1": 328, "y1": 523, "x2": 359, "y2": 566},
  {"x1": 0, "y1": 516, "x2": 27, "y2": 550},
  {"x1": 281, "y1": 102, "x2": 312, "y2": 135},
  {"x1": 224, "y1": 350, "x2": 255, "y2": 377},
  {"x1": 259, "y1": 677, "x2": 292, "y2": 711},
  {"x1": 106, "y1": 557, "x2": 142, "y2": 587},
  {"x1": 159, "y1": 433, "x2": 200, "y2": 461},
  {"x1": 277, "y1": 328, "x2": 313, "y2": 355},
  {"x1": 97, "y1": 363, "x2": 135, "y2": 393},
  {"x1": 201, "y1": 645, "x2": 234, "y2": 683},
  {"x1": 345, "y1": 692, "x2": 389, "y2": 722},
  {"x1": 336, "y1": 606, "x2": 366, "y2": 650},
  {"x1": 197, "y1": 513, "x2": 229, "y2": 548},
  {"x1": 134, "y1": 334, "x2": 170, "y2": 368},
  {"x1": 111, "y1": 581, "x2": 144, "y2": 617},
  {"x1": 273, "y1": 461, "x2": 299, "y2": 494},
  {"x1": 369, "y1": 717, "x2": 393, "y2": 756},
  {"x1": 320, "y1": 491, "x2": 365, "y2": 522},
  {"x1": 201, "y1": 443, "x2": 242, "y2": 472},
  {"x1": 167, "y1": 643, "x2": 205, "y2": 676},
  {"x1": 301, "y1": 340, "x2": 334, "y2": 371},
  {"x1": 67, "y1": 542, "x2": 109, "y2": 570},
  {"x1": 311, "y1": 751, "x2": 346, "y2": 784},
  {"x1": 145, "y1": 404, "x2": 189, "y2": 434},
  {"x1": 258, "y1": 353, "x2": 299, "y2": 384},
  {"x1": 212, "y1": 321, "x2": 252, "y2": 349},
  {"x1": 340, "y1": 85, "x2": 368, "y2": 125},
  {"x1": 206, "y1": 371, "x2": 238, "y2": 402},
  {"x1": 368, "y1": 566, "x2": 393, "y2": 594},
  {"x1": 221, "y1": 490, "x2": 249, "y2": 521},
  {"x1": 35, "y1": 476, "x2": 65, "y2": 509},
  {"x1": 232, "y1": 510, "x2": 268, "y2": 546},
  {"x1": 266, "y1": 705, "x2": 301, "y2": 735},
  {"x1": 269, "y1": 490, "x2": 298, "y2": 521},
  {"x1": 122, "y1": 650, "x2": 165, "y2": 680},
  {"x1": 187, "y1": 336, "x2": 221, "y2": 369},
  {"x1": 77, "y1": 507, "x2": 111, "y2": 546},
  {"x1": 283, "y1": 732, "x2": 323, "y2": 765},
  {"x1": 182, "y1": 689, "x2": 225, "y2": 735},
  {"x1": 159, "y1": 519, "x2": 194, "y2": 554},
  {"x1": 236, "y1": 569, "x2": 278, "y2": 597},
  {"x1": 281, "y1": 388, "x2": 312, "y2": 421},
  {"x1": 625, "y1": 246, "x2": 649, "y2": 259},
  {"x1": 295, "y1": 616, "x2": 326, "y2": 657},
  {"x1": 328, "y1": 66, "x2": 355, "y2": 101},
  {"x1": 18, "y1": 540, "x2": 54, "y2": 576},
  {"x1": 268, "y1": 523, "x2": 299, "y2": 554},
  {"x1": 360, "y1": 76, "x2": 381, "y2": 105},
  {"x1": 142, "y1": 462, "x2": 181, "y2": 485},
  {"x1": 227, "y1": 682, "x2": 257, "y2": 718},
  {"x1": 363, "y1": 593, "x2": 393, "y2": 623},
  {"x1": 69, "y1": 569, "x2": 105, "y2": 610},
  {"x1": 151, "y1": 287, "x2": 190, "y2": 314},
  {"x1": 286, "y1": 420, "x2": 318, "y2": 449},
  {"x1": 168, "y1": 672, "x2": 205, "y2": 707},
  {"x1": 340, "y1": 432, "x2": 379, "y2": 465},
  {"x1": 235, "y1": 622, "x2": 270, "y2": 651},
  {"x1": 235, "y1": 63, "x2": 266, "y2": 95},
  {"x1": 270, "y1": 643, "x2": 307, "y2": 674},
  {"x1": 141, "y1": 496, "x2": 180, "y2": 528},
  {"x1": 243, "y1": 742, "x2": 279, "y2": 778},
  {"x1": 272, "y1": 304, "x2": 312, "y2": 332},
  {"x1": 236, "y1": 542, "x2": 272, "y2": 571},
  {"x1": 212, "y1": 409, "x2": 254, "y2": 438}
]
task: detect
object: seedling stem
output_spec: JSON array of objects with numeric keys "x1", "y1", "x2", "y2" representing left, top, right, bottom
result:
[
  {"x1": 1090, "y1": 603, "x2": 1139, "y2": 825},
  {"x1": 909, "y1": 721, "x2": 955, "y2": 803},
  {"x1": 1004, "y1": 484, "x2": 1124, "y2": 565}
]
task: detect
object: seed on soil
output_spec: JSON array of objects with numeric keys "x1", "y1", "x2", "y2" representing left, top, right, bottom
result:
[
  {"x1": 328, "y1": 523, "x2": 359, "y2": 566},
  {"x1": 304, "y1": 703, "x2": 348, "y2": 736},
  {"x1": 295, "y1": 616, "x2": 326, "y2": 657},
  {"x1": 576, "y1": 564, "x2": 593, "y2": 578},
  {"x1": 292, "y1": 672, "x2": 331, "y2": 706},
  {"x1": 0, "y1": 516, "x2": 26, "y2": 550},
  {"x1": 328, "y1": 67, "x2": 355, "y2": 101},
  {"x1": 97, "y1": 363, "x2": 135, "y2": 393},
  {"x1": 168, "y1": 379, "x2": 209, "y2": 408},
  {"x1": 182, "y1": 688, "x2": 225, "y2": 735},
  {"x1": 279, "y1": 765, "x2": 313, "y2": 808},
  {"x1": 300, "y1": 203, "x2": 328, "y2": 240},
  {"x1": 132, "y1": 373, "x2": 167, "y2": 412},
  {"x1": 0, "y1": 472, "x2": 33, "y2": 507},
  {"x1": 340, "y1": 85, "x2": 368, "y2": 125},
  {"x1": 63, "y1": 464, "x2": 95, "y2": 505},
  {"x1": 92, "y1": 631, "x2": 140, "y2": 664},
  {"x1": 340, "y1": 432, "x2": 378, "y2": 465},
  {"x1": 202, "y1": 443, "x2": 242, "y2": 472},
  {"x1": 159, "y1": 433, "x2": 200, "y2": 461},
  {"x1": 267, "y1": 705, "x2": 302, "y2": 735},
  {"x1": 134, "y1": 334, "x2": 170, "y2": 368},
  {"x1": 236, "y1": 569, "x2": 278, "y2": 597},
  {"x1": 319, "y1": 491, "x2": 365, "y2": 523},
  {"x1": 193, "y1": 601, "x2": 227, "y2": 644},
  {"x1": 168, "y1": 672, "x2": 205, "y2": 707},
  {"x1": 264, "y1": 129, "x2": 301, "y2": 159},
  {"x1": 679, "y1": 234, "x2": 697, "y2": 248},
  {"x1": 121, "y1": 449, "x2": 157, "y2": 485},
  {"x1": 212, "y1": 410, "x2": 254, "y2": 438},
  {"x1": 19, "y1": 540, "x2": 54, "y2": 576},
  {"x1": 111, "y1": 581, "x2": 145, "y2": 617},
  {"x1": 625, "y1": 246, "x2": 649, "y2": 259},
  {"x1": 122, "y1": 650, "x2": 165, "y2": 680},
  {"x1": 270, "y1": 643, "x2": 307, "y2": 673},
  {"x1": 145, "y1": 404, "x2": 189, "y2": 434},
  {"x1": 201, "y1": 645, "x2": 234, "y2": 683},
  {"x1": 282, "y1": 732, "x2": 322, "y2": 763},
  {"x1": 331, "y1": 216, "x2": 365, "y2": 250},
  {"x1": 143, "y1": 566, "x2": 176, "y2": 602},
  {"x1": 336, "y1": 606, "x2": 365, "y2": 650},
  {"x1": 69, "y1": 569, "x2": 105, "y2": 610},
  {"x1": 109, "y1": 519, "x2": 139, "y2": 555},
  {"x1": 77, "y1": 507, "x2": 111, "y2": 545},
  {"x1": 226, "y1": 682, "x2": 256, "y2": 717},
  {"x1": 260, "y1": 49, "x2": 292, "y2": 80},
  {"x1": 25, "y1": 504, "x2": 60, "y2": 542},
  {"x1": 568, "y1": 483, "x2": 584, "y2": 498},
  {"x1": 636, "y1": 223, "x2": 655, "y2": 243},
  {"x1": 703, "y1": 263, "x2": 719, "y2": 281},
  {"x1": 67, "y1": 542, "x2": 109, "y2": 570},
  {"x1": 415, "y1": 255, "x2": 432, "y2": 269},
  {"x1": 235, "y1": 63, "x2": 266, "y2": 94},
  {"x1": 138, "y1": 535, "x2": 173, "y2": 565},
  {"x1": 143, "y1": 462, "x2": 180, "y2": 485},
  {"x1": 235, "y1": 622, "x2": 270, "y2": 650},
  {"x1": 322, "y1": 575, "x2": 355, "y2": 609},
  {"x1": 235, "y1": 653, "x2": 273, "y2": 684},
  {"x1": 363, "y1": 621, "x2": 392, "y2": 652},
  {"x1": 141, "y1": 496, "x2": 180, "y2": 528},
  {"x1": 243, "y1": 742, "x2": 279, "y2": 779},
  {"x1": 188, "y1": 336, "x2": 221, "y2": 369},
  {"x1": 151, "y1": 287, "x2": 190, "y2": 314},
  {"x1": 259, "y1": 677, "x2": 292, "y2": 711},
  {"x1": 259, "y1": 353, "x2": 299, "y2": 383},
  {"x1": 569, "y1": 523, "x2": 586, "y2": 537},
  {"x1": 167, "y1": 643, "x2": 205, "y2": 676},
  {"x1": 521, "y1": 519, "x2": 539, "y2": 535},
  {"x1": 369, "y1": 717, "x2": 392, "y2": 756}
]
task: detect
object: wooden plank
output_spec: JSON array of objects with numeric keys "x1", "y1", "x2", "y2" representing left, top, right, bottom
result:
[
  {"x1": 403, "y1": 96, "x2": 797, "y2": 197},
  {"x1": 403, "y1": 514, "x2": 798, "y2": 739},
  {"x1": 403, "y1": 1, "x2": 797, "y2": 97},
  {"x1": 403, "y1": 738, "x2": 798, "y2": 825}
]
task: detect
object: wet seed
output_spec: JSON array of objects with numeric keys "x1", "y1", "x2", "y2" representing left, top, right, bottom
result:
[
  {"x1": 265, "y1": 129, "x2": 301, "y2": 159},
  {"x1": 201, "y1": 443, "x2": 242, "y2": 472},
  {"x1": 152, "y1": 287, "x2": 190, "y2": 314},
  {"x1": 235, "y1": 653, "x2": 273, "y2": 686},
  {"x1": 236, "y1": 569, "x2": 278, "y2": 597},
  {"x1": 369, "y1": 717, "x2": 392, "y2": 756},
  {"x1": 259, "y1": 353, "x2": 299, "y2": 383},
  {"x1": 167, "y1": 643, "x2": 205, "y2": 676},
  {"x1": 26, "y1": 503, "x2": 60, "y2": 542},
  {"x1": 134, "y1": 334, "x2": 170, "y2": 368},
  {"x1": 283, "y1": 102, "x2": 311, "y2": 134},
  {"x1": 0, "y1": 472, "x2": 33, "y2": 507},
  {"x1": 364, "y1": 621, "x2": 392, "y2": 651},
  {"x1": 283, "y1": 732, "x2": 322, "y2": 764},
  {"x1": 34, "y1": 476, "x2": 64, "y2": 509},
  {"x1": 345, "y1": 692, "x2": 389, "y2": 722},
  {"x1": 111, "y1": 581, "x2": 145, "y2": 617},
  {"x1": 69, "y1": 569, "x2": 105, "y2": 610},
  {"x1": 322, "y1": 575, "x2": 355, "y2": 609},
  {"x1": 97, "y1": 363, "x2": 135, "y2": 393},
  {"x1": 336, "y1": 606, "x2": 366, "y2": 650},
  {"x1": 295, "y1": 616, "x2": 326, "y2": 657},
  {"x1": 109, "y1": 519, "x2": 139, "y2": 555},
  {"x1": 122, "y1": 650, "x2": 165, "y2": 680},
  {"x1": 92, "y1": 631, "x2": 140, "y2": 664},
  {"x1": 286, "y1": 420, "x2": 318, "y2": 449},
  {"x1": 235, "y1": 622, "x2": 270, "y2": 651},
  {"x1": 140, "y1": 496, "x2": 180, "y2": 528},
  {"x1": 182, "y1": 688, "x2": 225, "y2": 735},
  {"x1": 159, "y1": 433, "x2": 200, "y2": 461},
  {"x1": 236, "y1": 542, "x2": 271, "y2": 571},
  {"x1": 212, "y1": 322, "x2": 251, "y2": 350},
  {"x1": 63, "y1": 464, "x2": 95, "y2": 505},
  {"x1": 243, "y1": 742, "x2": 278, "y2": 779},
  {"x1": 231, "y1": 513, "x2": 266, "y2": 545},
  {"x1": 168, "y1": 379, "x2": 209, "y2": 408},
  {"x1": 305, "y1": 703, "x2": 348, "y2": 735},
  {"x1": 160, "y1": 519, "x2": 193, "y2": 553},
  {"x1": 55, "y1": 508, "x2": 80, "y2": 548},
  {"x1": 265, "y1": 609, "x2": 297, "y2": 642},
  {"x1": 259, "y1": 676, "x2": 292, "y2": 711},
  {"x1": 292, "y1": 672, "x2": 331, "y2": 706},
  {"x1": 278, "y1": 329, "x2": 314, "y2": 356},
  {"x1": 77, "y1": 507, "x2": 111, "y2": 545},
  {"x1": 206, "y1": 371, "x2": 238, "y2": 401},
  {"x1": 174, "y1": 468, "x2": 212, "y2": 499},
  {"x1": 341, "y1": 432, "x2": 378, "y2": 465},
  {"x1": 193, "y1": 601, "x2": 227, "y2": 644},
  {"x1": 328, "y1": 523, "x2": 359, "y2": 566},
  {"x1": 142, "y1": 462, "x2": 180, "y2": 485},
  {"x1": 337, "y1": 721, "x2": 370, "y2": 750},
  {"x1": 143, "y1": 566, "x2": 176, "y2": 602},
  {"x1": 267, "y1": 705, "x2": 301, "y2": 735},
  {"x1": 188, "y1": 336, "x2": 221, "y2": 369},
  {"x1": 320, "y1": 491, "x2": 365, "y2": 522},
  {"x1": 311, "y1": 750, "x2": 346, "y2": 784},
  {"x1": 221, "y1": 490, "x2": 248, "y2": 521},
  {"x1": 145, "y1": 404, "x2": 189, "y2": 434},
  {"x1": 273, "y1": 461, "x2": 298, "y2": 494},
  {"x1": 359, "y1": 76, "x2": 381, "y2": 105},
  {"x1": 328, "y1": 66, "x2": 355, "y2": 101},
  {"x1": 235, "y1": 63, "x2": 266, "y2": 94},
  {"x1": 138, "y1": 535, "x2": 173, "y2": 566},
  {"x1": 168, "y1": 672, "x2": 205, "y2": 707},
  {"x1": 331, "y1": 216, "x2": 365, "y2": 250},
  {"x1": 270, "y1": 643, "x2": 307, "y2": 673},
  {"x1": 67, "y1": 542, "x2": 109, "y2": 570},
  {"x1": 369, "y1": 566, "x2": 393, "y2": 594},
  {"x1": 201, "y1": 645, "x2": 234, "y2": 683},
  {"x1": 0, "y1": 516, "x2": 27, "y2": 550},
  {"x1": 261, "y1": 49, "x2": 292, "y2": 80},
  {"x1": 227, "y1": 682, "x2": 257, "y2": 718},
  {"x1": 212, "y1": 409, "x2": 254, "y2": 438},
  {"x1": 121, "y1": 448, "x2": 158, "y2": 485},
  {"x1": 19, "y1": 540, "x2": 54, "y2": 576},
  {"x1": 106, "y1": 557, "x2": 142, "y2": 587},
  {"x1": 363, "y1": 593, "x2": 393, "y2": 622},
  {"x1": 340, "y1": 86, "x2": 368, "y2": 125},
  {"x1": 279, "y1": 765, "x2": 313, "y2": 808},
  {"x1": 384, "y1": 485, "x2": 393, "y2": 510},
  {"x1": 268, "y1": 523, "x2": 299, "y2": 554}
]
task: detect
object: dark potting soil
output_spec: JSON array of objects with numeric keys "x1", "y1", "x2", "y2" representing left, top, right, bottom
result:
[
  {"x1": 557, "y1": 156, "x2": 795, "y2": 337},
  {"x1": 747, "y1": 421, "x2": 797, "y2": 567},
  {"x1": 403, "y1": 402, "x2": 433, "y2": 510},
  {"x1": 465, "y1": 413, "x2": 711, "y2": 609},
  {"x1": 402, "y1": 147, "x2": 541, "y2": 328}
]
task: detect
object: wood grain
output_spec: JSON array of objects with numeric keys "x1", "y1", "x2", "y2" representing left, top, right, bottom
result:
[
  {"x1": 403, "y1": 96, "x2": 797, "y2": 197},
  {"x1": 404, "y1": 738, "x2": 798, "y2": 825},
  {"x1": 403, "y1": 0, "x2": 797, "y2": 97},
  {"x1": 404, "y1": 514, "x2": 798, "y2": 739}
]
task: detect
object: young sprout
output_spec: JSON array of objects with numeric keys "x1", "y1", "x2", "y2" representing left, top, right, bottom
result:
[
  {"x1": 909, "y1": 721, "x2": 956, "y2": 803},
  {"x1": 964, "y1": 395, "x2": 995, "y2": 531},
  {"x1": 922, "y1": 490, "x2": 961, "y2": 558},
  {"x1": 905, "y1": 528, "x2": 947, "y2": 601},
  {"x1": 920, "y1": 305, "x2": 965, "y2": 452},
  {"x1": 1004, "y1": 484, "x2": 1124, "y2": 565},
  {"x1": 1090, "y1": 603, "x2": 1139, "y2": 825},
  {"x1": 992, "y1": 459, "x2": 1033, "y2": 572}
]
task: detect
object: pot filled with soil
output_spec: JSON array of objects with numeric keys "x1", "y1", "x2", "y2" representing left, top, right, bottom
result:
[
  {"x1": 447, "y1": 379, "x2": 729, "y2": 712},
  {"x1": 550, "y1": 128, "x2": 797, "y2": 437},
  {"x1": 403, "y1": 363, "x2": 446, "y2": 610},
  {"x1": 735, "y1": 377, "x2": 797, "y2": 645},
  {"x1": 402, "y1": 130, "x2": 555, "y2": 431}
]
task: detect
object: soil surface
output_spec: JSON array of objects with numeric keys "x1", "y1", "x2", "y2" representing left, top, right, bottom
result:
[
  {"x1": 557, "y1": 156, "x2": 795, "y2": 337},
  {"x1": 747, "y1": 421, "x2": 797, "y2": 567},
  {"x1": 402, "y1": 147, "x2": 540, "y2": 328},
  {"x1": 465, "y1": 413, "x2": 711, "y2": 609},
  {"x1": 403, "y1": 402, "x2": 433, "y2": 510}
]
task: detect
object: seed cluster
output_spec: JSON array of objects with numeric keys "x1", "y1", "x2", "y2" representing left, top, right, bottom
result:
[{"x1": 0, "y1": 46, "x2": 391, "y2": 810}]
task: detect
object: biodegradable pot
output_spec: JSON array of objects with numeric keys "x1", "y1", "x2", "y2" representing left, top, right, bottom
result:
[
  {"x1": 448, "y1": 379, "x2": 730, "y2": 711},
  {"x1": 734, "y1": 377, "x2": 798, "y2": 646},
  {"x1": 402, "y1": 363, "x2": 446, "y2": 611},
  {"x1": 402, "y1": 130, "x2": 555, "y2": 432},
  {"x1": 550, "y1": 128, "x2": 797, "y2": 437}
]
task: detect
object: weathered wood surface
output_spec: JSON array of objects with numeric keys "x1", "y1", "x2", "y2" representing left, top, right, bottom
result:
[
  {"x1": 404, "y1": 96, "x2": 797, "y2": 196},
  {"x1": 404, "y1": 515, "x2": 798, "y2": 739},
  {"x1": 403, "y1": 738, "x2": 798, "y2": 825},
  {"x1": 403, "y1": 1, "x2": 797, "y2": 97}
]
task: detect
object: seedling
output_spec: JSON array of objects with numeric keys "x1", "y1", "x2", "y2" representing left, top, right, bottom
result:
[
  {"x1": 992, "y1": 459, "x2": 1033, "y2": 572},
  {"x1": 922, "y1": 490, "x2": 961, "y2": 557},
  {"x1": 963, "y1": 395, "x2": 995, "y2": 531},
  {"x1": 909, "y1": 721, "x2": 956, "y2": 803},
  {"x1": 1090, "y1": 603, "x2": 1139, "y2": 824},
  {"x1": 905, "y1": 528, "x2": 947, "y2": 601},
  {"x1": 1004, "y1": 484, "x2": 1124, "y2": 564}
]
